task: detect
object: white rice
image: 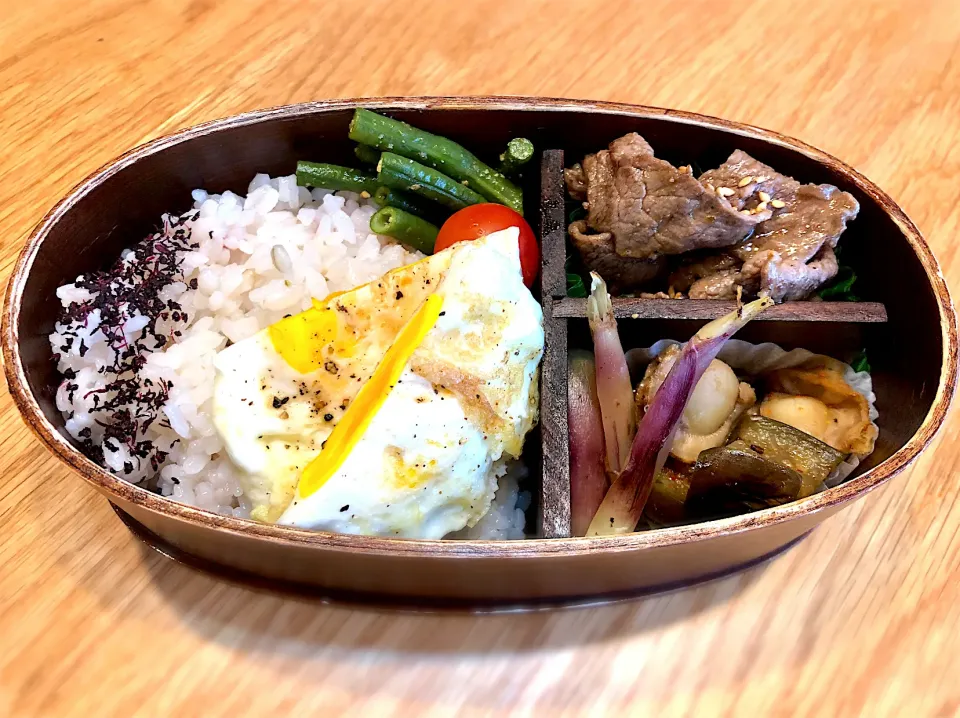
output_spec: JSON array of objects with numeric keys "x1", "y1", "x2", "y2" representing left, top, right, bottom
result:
[{"x1": 50, "y1": 174, "x2": 529, "y2": 539}]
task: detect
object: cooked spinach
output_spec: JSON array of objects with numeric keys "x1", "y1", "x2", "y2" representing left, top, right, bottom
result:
[
  {"x1": 851, "y1": 350, "x2": 871, "y2": 374},
  {"x1": 818, "y1": 266, "x2": 859, "y2": 301}
]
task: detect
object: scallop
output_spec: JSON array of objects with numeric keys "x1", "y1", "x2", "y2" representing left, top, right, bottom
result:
[
  {"x1": 759, "y1": 393, "x2": 832, "y2": 443},
  {"x1": 685, "y1": 360, "x2": 741, "y2": 435},
  {"x1": 762, "y1": 361, "x2": 878, "y2": 455},
  {"x1": 636, "y1": 348, "x2": 756, "y2": 463}
]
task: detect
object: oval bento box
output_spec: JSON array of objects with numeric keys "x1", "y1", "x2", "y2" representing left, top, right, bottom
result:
[{"x1": 3, "y1": 97, "x2": 956, "y2": 607}]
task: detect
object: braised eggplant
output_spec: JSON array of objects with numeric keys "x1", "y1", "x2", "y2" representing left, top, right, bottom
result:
[
  {"x1": 685, "y1": 445, "x2": 803, "y2": 519},
  {"x1": 732, "y1": 414, "x2": 844, "y2": 497},
  {"x1": 645, "y1": 468, "x2": 691, "y2": 525}
]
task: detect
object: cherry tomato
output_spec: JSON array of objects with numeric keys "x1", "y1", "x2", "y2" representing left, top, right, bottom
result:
[{"x1": 435, "y1": 204, "x2": 540, "y2": 287}]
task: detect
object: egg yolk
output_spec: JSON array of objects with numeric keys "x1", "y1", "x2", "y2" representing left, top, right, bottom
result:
[
  {"x1": 268, "y1": 307, "x2": 339, "y2": 374},
  {"x1": 297, "y1": 293, "x2": 445, "y2": 498}
]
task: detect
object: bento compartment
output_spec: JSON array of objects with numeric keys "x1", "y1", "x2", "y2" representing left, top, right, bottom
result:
[
  {"x1": 45, "y1": 106, "x2": 548, "y2": 542},
  {"x1": 558, "y1": 126, "x2": 898, "y2": 324},
  {"x1": 560, "y1": 312, "x2": 932, "y2": 535}
]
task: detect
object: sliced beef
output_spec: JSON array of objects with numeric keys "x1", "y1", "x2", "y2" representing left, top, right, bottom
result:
[
  {"x1": 670, "y1": 253, "x2": 747, "y2": 300},
  {"x1": 734, "y1": 184, "x2": 858, "y2": 263},
  {"x1": 568, "y1": 220, "x2": 664, "y2": 293},
  {"x1": 735, "y1": 184, "x2": 856, "y2": 300},
  {"x1": 669, "y1": 182, "x2": 859, "y2": 302},
  {"x1": 566, "y1": 137, "x2": 859, "y2": 300},
  {"x1": 699, "y1": 150, "x2": 801, "y2": 217},
  {"x1": 564, "y1": 165, "x2": 588, "y2": 201},
  {"x1": 566, "y1": 133, "x2": 760, "y2": 261},
  {"x1": 749, "y1": 243, "x2": 840, "y2": 302}
]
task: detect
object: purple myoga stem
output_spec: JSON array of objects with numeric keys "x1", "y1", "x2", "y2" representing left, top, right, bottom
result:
[
  {"x1": 586, "y1": 272, "x2": 637, "y2": 476},
  {"x1": 586, "y1": 294, "x2": 774, "y2": 536},
  {"x1": 568, "y1": 350, "x2": 610, "y2": 536}
]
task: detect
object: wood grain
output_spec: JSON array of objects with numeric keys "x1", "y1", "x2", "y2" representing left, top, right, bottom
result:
[
  {"x1": 538, "y1": 149, "x2": 571, "y2": 538},
  {"x1": 1, "y1": 0, "x2": 960, "y2": 716},
  {"x1": 553, "y1": 298, "x2": 890, "y2": 322}
]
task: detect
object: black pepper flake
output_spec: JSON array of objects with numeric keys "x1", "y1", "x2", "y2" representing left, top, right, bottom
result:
[
  {"x1": 272, "y1": 396, "x2": 290, "y2": 409},
  {"x1": 340, "y1": 504, "x2": 350, "y2": 512},
  {"x1": 324, "y1": 413, "x2": 334, "y2": 422},
  {"x1": 439, "y1": 311, "x2": 446, "y2": 316},
  {"x1": 395, "y1": 290, "x2": 403, "y2": 300}
]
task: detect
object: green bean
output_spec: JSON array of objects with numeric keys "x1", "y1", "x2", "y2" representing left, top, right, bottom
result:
[
  {"x1": 377, "y1": 152, "x2": 486, "y2": 211},
  {"x1": 372, "y1": 185, "x2": 444, "y2": 221},
  {"x1": 349, "y1": 109, "x2": 523, "y2": 214},
  {"x1": 369, "y1": 206, "x2": 438, "y2": 255},
  {"x1": 354, "y1": 144, "x2": 381, "y2": 166},
  {"x1": 295, "y1": 161, "x2": 379, "y2": 196},
  {"x1": 498, "y1": 138, "x2": 535, "y2": 176}
]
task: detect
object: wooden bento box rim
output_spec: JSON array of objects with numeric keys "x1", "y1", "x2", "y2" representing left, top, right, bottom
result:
[{"x1": 2, "y1": 96, "x2": 956, "y2": 555}]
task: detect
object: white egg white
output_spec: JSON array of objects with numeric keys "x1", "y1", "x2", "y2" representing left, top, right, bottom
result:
[
  {"x1": 279, "y1": 369, "x2": 495, "y2": 537},
  {"x1": 213, "y1": 331, "x2": 326, "y2": 518}
]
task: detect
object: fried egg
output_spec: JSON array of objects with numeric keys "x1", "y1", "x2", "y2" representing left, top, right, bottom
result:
[{"x1": 212, "y1": 228, "x2": 543, "y2": 537}]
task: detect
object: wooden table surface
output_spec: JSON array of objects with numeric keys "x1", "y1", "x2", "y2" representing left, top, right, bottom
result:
[{"x1": 2, "y1": 0, "x2": 960, "y2": 715}]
